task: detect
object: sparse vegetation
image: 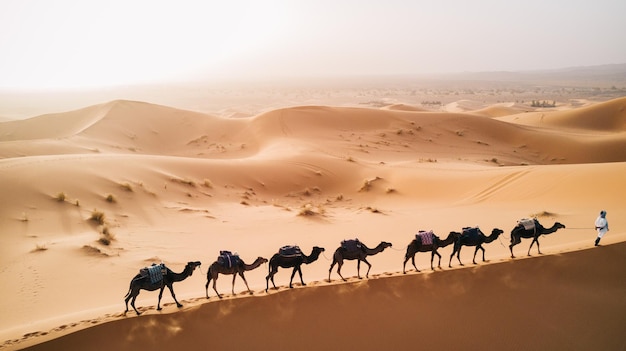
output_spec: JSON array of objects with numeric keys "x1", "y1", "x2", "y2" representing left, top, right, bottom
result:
[
  {"x1": 90, "y1": 209, "x2": 106, "y2": 225},
  {"x1": 298, "y1": 203, "x2": 325, "y2": 216},
  {"x1": 171, "y1": 177, "x2": 196, "y2": 187},
  {"x1": 55, "y1": 192, "x2": 66, "y2": 202},
  {"x1": 531, "y1": 100, "x2": 556, "y2": 108},
  {"x1": 98, "y1": 226, "x2": 115, "y2": 245},
  {"x1": 530, "y1": 210, "x2": 556, "y2": 218},
  {"x1": 105, "y1": 194, "x2": 116, "y2": 203},
  {"x1": 32, "y1": 244, "x2": 48, "y2": 252},
  {"x1": 119, "y1": 182, "x2": 133, "y2": 192},
  {"x1": 202, "y1": 179, "x2": 214, "y2": 188}
]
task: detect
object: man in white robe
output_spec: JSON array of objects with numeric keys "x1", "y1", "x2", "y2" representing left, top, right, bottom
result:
[{"x1": 594, "y1": 210, "x2": 609, "y2": 246}]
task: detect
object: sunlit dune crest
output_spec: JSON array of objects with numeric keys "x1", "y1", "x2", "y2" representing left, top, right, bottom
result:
[{"x1": 1, "y1": 95, "x2": 625, "y2": 350}]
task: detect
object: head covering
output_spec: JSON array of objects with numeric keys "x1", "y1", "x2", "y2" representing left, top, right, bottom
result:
[{"x1": 600, "y1": 210, "x2": 606, "y2": 217}]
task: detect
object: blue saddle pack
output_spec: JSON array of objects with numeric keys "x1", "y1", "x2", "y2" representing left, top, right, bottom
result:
[{"x1": 217, "y1": 251, "x2": 240, "y2": 269}]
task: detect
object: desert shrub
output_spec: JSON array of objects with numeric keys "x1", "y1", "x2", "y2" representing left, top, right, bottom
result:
[
  {"x1": 105, "y1": 194, "x2": 116, "y2": 203},
  {"x1": 90, "y1": 209, "x2": 105, "y2": 225},
  {"x1": 298, "y1": 203, "x2": 325, "y2": 216},
  {"x1": 119, "y1": 183, "x2": 133, "y2": 192},
  {"x1": 32, "y1": 244, "x2": 48, "y2": 252},
  {"x1": 98, "y1": 227, "x2": 115, "y2": 245},
  {"x1": 55, "y1": 192, "x2": 66, "y2": 202}
]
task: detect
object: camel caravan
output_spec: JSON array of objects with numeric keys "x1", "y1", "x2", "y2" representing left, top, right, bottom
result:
[{"x1": 123, "y1": 218, "x2": 566, "y2": 315}]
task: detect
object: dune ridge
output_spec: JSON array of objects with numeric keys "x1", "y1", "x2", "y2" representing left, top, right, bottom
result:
[{"x1": 1, "y1": 96, "x2": 625, "y2": 350}]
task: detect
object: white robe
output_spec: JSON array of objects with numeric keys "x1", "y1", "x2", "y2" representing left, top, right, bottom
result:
[{"x1": 595, "y1": 216, "x2": 608, "y2": 238}]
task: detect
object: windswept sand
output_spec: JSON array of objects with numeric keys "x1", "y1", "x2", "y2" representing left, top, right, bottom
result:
[{"x1": 1, "y1": 94, "x2": 625, "y2": 350}]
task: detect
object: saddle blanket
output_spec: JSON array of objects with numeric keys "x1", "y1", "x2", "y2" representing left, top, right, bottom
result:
[
  {"x1": 518, "y1": 218, "x2": 536, "y2": 231},
  {"x1": 417, "y1": 230, "x2": 434, "y2": 245},
  {"x1": 140, "y1": 263, "x2": 166, "y2": 284},
  {"x1": 279, "y1": 245, "x2": 303, "y2": 257},
  {"x1": 341, "y1": 239, "x2": 362, "y2": 252},
  {"x1": 462, "y1": 227, "x2": 480, "y2": 238},
  {"x1": 217, "y1": 250, "x2": 240, "y2": 269}
]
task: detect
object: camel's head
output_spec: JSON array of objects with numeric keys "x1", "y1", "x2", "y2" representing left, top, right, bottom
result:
[
  {"x1": 258, "y1": 257, "x2": 269, "y2": 264},
  {"x1": 312, "y1": 246, "x2": 325, "y2": 253},
  {"x1": 187, "y1": 261, "x2": 202, "y2": 272},
  {"x1": 555, "y1": 222, "x2": 566, "y2": 229},
  {"x1": 382, "y1": 241, "x2": 392, "y2": 248},
  {"x1": 492, "y1": 228, "x2": 504, "y2": 236}
]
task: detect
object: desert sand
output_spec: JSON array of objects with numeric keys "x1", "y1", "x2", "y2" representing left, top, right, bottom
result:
[{"x1": 1, "y1": 88, "x2": 625, "y2": 350}]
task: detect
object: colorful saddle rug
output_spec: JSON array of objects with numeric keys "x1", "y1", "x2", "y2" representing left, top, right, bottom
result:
[
  {"x1": 417, "y1": 230, "x2": 434, "y2": 246},
  {"x1": 279, "y1": 245, "x2": 303, "y2": 258},
  {"x1": 139, "y1": 263, "x2": 166, "y2": 284},
  {"x1": 341, "y1": 239, "x2": 362, "y2": 252},
  {"x1": 518, "y1": 218, "x2": 536, "y2": 231},
  {"x1": 217, "y1": 251, "x2": 240, "y2": 269}
]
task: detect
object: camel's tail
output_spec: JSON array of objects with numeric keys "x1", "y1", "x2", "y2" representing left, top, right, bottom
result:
[{"x1": 124, "y1": 281, "x2": 133, "y2": 299}]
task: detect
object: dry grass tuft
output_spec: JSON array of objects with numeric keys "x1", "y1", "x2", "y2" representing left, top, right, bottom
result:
[
  {"x1": 119, "y1": 183, "x2": 133, "y2": 192},
  {"x1": 31, "y1": 244, "x2": 48, "y2": 252},
  {"x1": 98, "y1": 227, "x2": 115, "y2": 245},
  {"x1": 105, "y1": 194, "x2": 116, "y2": 203},
  {"x1": 298, "y1": 203, "x2": 325, "y2": 217},
  {"x1": 90, "y1": 209, "x2": 106, "y2": 225},
  {"x1": 55, "y1": 192, "x2": 66, "y2": 202}
]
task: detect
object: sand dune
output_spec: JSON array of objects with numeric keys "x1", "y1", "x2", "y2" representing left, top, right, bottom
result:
[{"x1": 1, "y1": 95, "x2": 625, "y2": 350}]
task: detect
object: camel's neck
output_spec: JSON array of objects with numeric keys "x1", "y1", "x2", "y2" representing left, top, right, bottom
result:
[
  {"x1": 364, "y1": 243, "x2": 387, "y2": 255},
  {"x1": 484, "y1": 231, "x2": 501, "y2": 243},
  {"x1": 304, "y1": 251, "x2": 322, "y2": 264},
  {"x1": 169, "y1": 266, "x2": 194, "y2": 282},
  {"x1": 440, "y1": 233, "x2": 458, "y2": 246},
  {"x1": 543, "y1": 224, "x2": 561, "y2": 235},
  {"x1": 244, "y1": 258, "x2": 265, "y2": 271}
]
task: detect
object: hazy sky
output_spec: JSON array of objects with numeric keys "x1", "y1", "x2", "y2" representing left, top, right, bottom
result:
[{"x1": 1, "y1": 0, "x2": 625, "y2": 89}]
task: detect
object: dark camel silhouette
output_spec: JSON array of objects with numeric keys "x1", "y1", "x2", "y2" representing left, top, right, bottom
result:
[
  {"x1": 124, "y1": 261, "x2": 201, "y2": 315},
  {"x1": 205, "y1": 256, "x2": 267, "y2": 298},
  {"x1": 448, "y1": 228, "x2": 504, "y2": 267},
  {"x1": 328, "y1": 241, "x2": 392, "y2": 281},
  {"x1": 509, "y1": 219, "x2": 566, "y2": 258},
  {"x1": 265, "y1": 246, "x2": 325, "y2": 292},
  {"x1": 403, "y1": 231, "x2": 460, "y2": 273}
]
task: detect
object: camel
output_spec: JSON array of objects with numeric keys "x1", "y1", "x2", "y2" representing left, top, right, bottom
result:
[
  {"x1": 328, "y1": 240, "x2": 392, "y2": 281},
  {"x1": 403, "y1": 231, "x2": 460, "y2": 273},
  {"x1": 509, "y1": 219, "x2": 566, "y2": 258},
  {"x1": 448, "y1": 228, "x2": 504, "y2": 267},
  {"x1": 265, "y1": 246, "x2": 325, "y2": 292},
  {"x1": 205, "y1": 256, "x2": 268, "y2": 298},
  {"x1": 124, "y1": 261, "x2": 201, "y2": 315}
]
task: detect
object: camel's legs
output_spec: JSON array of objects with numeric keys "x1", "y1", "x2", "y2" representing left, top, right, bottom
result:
[
  {"x1": 528, "y1": 237, "x2": 541, "y2": 255},
  {"x1": 451, "y1": 244, "x2": 464, "y2": 266},
  {"x1": 212, "y1": 275, "x2": 222, "y2": 299},
  {"x1": 131, "y1": 295, "x2": 140, "y2": 315},
  {"x1": 357, "y1": 259, "x2": 361, "y2": 279},
  {"x1": 265, "y1": 265, "x2": 278, "y2": 292},
  {"x1": 411, "y1": 254, "x2": 420, "y2": 273},
  {"x1": 296, "y1": 266, "x2": 306, "y2": 286},
  {"x1": 238, "y1": 271, "x2": 252, "y2": 294},
  {"x1": 328, "y1": 258, "x2": 339, "y2": 281},
  {"x1": 336, "y1": 260, "x2": 346, "y2": 281},
  {"x1": 166, "y1": 284, "x2": 182, "y2": 308},
  {"x1": 231, "y1": 273, "x2": 237, "y2": 295},
  {"x1": 289, "y1": 267, "x2": 298, "y2": 288},
  {"x1": 362, "y1": 258, "x2": 372, "y2": 278},
  {"x1": 432, "y1": 250, "x2": 442, "y2": 270},
  {"x1": 157, "y1": 287, "x2": 165, "y2": 310},
  {"x1": 205, "y1": 276, "x2": 212, "y2": 298}
]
